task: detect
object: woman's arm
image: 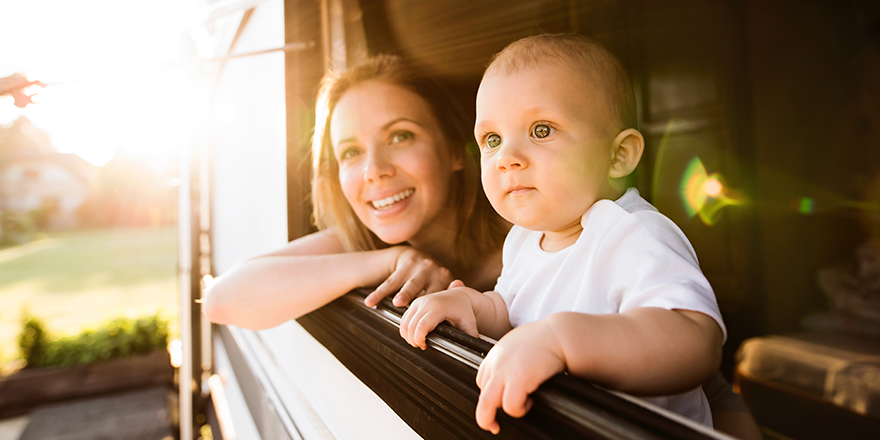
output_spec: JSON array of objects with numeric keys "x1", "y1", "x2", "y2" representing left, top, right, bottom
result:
[{"x1": 203, "y1": 230, "x2": 406, "y2": 329}]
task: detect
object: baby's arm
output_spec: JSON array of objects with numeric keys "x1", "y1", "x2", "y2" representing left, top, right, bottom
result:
[
  {"x1": 475, "y1": 307, "x2": 722, "y2": 434},
  {"x1": 552, "y1": 308, "x2": 722, "y2": 393},
  {"x1": 399, "y1": 281, "x2": 512, "y2": 349}
]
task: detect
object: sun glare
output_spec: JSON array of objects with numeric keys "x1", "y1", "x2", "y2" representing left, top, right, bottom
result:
[{"x1": 0, "y1": 0, "x2": 192, "y2": 167}]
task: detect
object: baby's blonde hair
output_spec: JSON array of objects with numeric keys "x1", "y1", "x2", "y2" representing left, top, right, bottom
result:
[
  {"x1": 311, "y1": 55, "x2": 507, "y2": 268},
  {"x1": 486, "y1": 33, "x2": 637, "y2": 135}
]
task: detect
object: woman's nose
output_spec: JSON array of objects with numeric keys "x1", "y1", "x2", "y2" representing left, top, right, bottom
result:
[{"x1": 364, "y1": 148, "x2": 395, "y2": 181}]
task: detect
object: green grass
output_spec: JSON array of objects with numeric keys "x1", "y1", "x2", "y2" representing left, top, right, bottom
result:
[{"x1": 0, "y1": 226, "x2": 178, "y2": 370}]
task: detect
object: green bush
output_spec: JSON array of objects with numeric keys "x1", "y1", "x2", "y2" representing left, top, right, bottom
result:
[
  {"x1": 18, "y1": 312, "x2": 170, "y2": 368},
  {"x1": 0, "y1": 210, "x2": 35, "y2": 246}
]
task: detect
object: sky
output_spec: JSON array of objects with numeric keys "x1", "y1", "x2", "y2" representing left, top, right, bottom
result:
[{"x1": 0, "y1": 0, "x2": 195, "y2": 166}]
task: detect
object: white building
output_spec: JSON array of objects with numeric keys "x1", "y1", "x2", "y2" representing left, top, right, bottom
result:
[{"x1": 0, "y1": 153, "x2": 96, "y2": 229}]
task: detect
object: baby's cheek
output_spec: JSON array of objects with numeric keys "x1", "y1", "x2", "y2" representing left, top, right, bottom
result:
[
  {"x1": 482, "y1": 182, "x2": 505, "y2": 213},
  {"x1": 480, "y1": 171, "x2": 498, "y2": 197}
]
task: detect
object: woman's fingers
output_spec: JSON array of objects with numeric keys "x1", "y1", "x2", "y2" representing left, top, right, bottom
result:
[
  {"x1": 425, "y1": 276, "x2": 451, "y2": 298},
  {"x1": 392, "y1": 263, "x2": 451, "y2": 306},
  {"x1": 369, "y1": 248, "x2": 454, "y2": 307},
  {"x1": 426, "y1": 266, "x2": 453, "y2": 293},
  {"x1": 364, "y1": 290, "x2": 383, "y2": 307},
  {"x1": 366, "y1": 276, "x2": 401, "y2": 307},
  {"x1": 366, "y1": 265, "x2": 418, "y2": 307},
  {"x1": 394, "y1": 277, "x2": 426, "y2": 307}
]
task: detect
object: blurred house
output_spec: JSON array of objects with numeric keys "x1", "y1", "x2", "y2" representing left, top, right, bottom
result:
[{"x1": 0, "y1": 152, "x2": 96, "y2": 229}]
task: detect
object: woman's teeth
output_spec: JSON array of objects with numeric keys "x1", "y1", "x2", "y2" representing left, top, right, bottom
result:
[{"x1": 371, "y1": 189, "x2": 414, "y2": 210}]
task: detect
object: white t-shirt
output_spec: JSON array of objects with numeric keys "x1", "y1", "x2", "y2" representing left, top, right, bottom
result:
[{"x1": 494, "y1": 188, "x2": 725, "y2": 426}]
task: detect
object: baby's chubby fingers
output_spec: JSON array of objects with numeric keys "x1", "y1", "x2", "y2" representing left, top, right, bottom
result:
[
  {"x1": 399, "y1": 303, "x2": 424, "y2": 346},
  {"x1": 412, "y1": 310, "x2": 445, "y2": 350},
  {"x1": 475, "y1": 379, "x2": 504, "y2": 434},
  {"x1": 501, "y1": 385, "x2": 533, "y2": 418},
  {"x1": 400, "y1": 299, "x2": 438, "y2": 349}
]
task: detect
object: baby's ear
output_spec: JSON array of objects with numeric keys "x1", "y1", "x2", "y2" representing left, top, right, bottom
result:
[{"x1": 609, "y1": 128, "x2": 645, "y2": 179}]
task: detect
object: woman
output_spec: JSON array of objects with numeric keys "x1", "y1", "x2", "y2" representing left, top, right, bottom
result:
[{"x1": 202, "y1": 55, "x2": 509, "y2": 330}]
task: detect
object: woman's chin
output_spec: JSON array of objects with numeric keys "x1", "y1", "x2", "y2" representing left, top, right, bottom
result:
[
  {"x1": 374, "y1": 231, "x2": 409, "y2": 246},
  {"x1": 371, "y1": 225, "x2": 416, "y2": 246}
]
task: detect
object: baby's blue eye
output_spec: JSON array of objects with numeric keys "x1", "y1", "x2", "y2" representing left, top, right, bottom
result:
[
  {"x1": 486, "y1": 134, "x2": 501, "y2": 149},
  {"x1": 533, "y1": 124, "x2": 551, "y2": 138}
]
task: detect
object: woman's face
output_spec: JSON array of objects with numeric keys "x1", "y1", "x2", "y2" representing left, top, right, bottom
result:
[{"x1": 330, "y1": 80, "x2": 463, "y2": 245}]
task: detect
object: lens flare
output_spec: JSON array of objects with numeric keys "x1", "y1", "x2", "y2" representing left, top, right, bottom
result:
[
  {"x1": 682, "y1": 157, "x2": 708, "y2": 217},
  {"x1": 705, "y1": 178, "x2": 723, "y2": 197},
  {"x1": 797, "y1": 197, "x2": 814, "y2": 214},
  {"x1": 679, "y1": 157, "x2": 748, "y2": 225}
]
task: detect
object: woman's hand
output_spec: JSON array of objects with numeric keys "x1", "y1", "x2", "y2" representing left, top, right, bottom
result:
[{"x1": 364, "y1": 246, "x2": 453, "y2": 307}]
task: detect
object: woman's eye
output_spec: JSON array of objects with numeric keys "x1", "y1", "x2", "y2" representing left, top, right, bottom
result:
[
  {"x1": 390, "y1": 131, "x2": 413, "y2": 144},
  {"x1": 339, "y1": 147, "x2": 360, "y2": 161},
  {"x1": 486, "y1": 134, "x2": 502, "y2": 149},
  {"x1": 533, "y1": 124, "x2": 551, "y2": 139}
]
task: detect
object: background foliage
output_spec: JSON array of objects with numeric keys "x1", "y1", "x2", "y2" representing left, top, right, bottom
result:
[{"x1": 18, "y1": 312, "x2": 169, "y2": 368}]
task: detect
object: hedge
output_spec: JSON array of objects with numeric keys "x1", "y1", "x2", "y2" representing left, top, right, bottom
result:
[{"x1": 18, "y1": 312, "x2": 170, "y2": 368}]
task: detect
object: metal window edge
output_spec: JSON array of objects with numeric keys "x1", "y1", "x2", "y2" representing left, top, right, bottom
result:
[{"x1": 216, "y1": 288, "x2": 733, "y2": 440}]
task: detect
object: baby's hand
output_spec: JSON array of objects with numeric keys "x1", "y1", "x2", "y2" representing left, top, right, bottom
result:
[
  {"x1": 399, "y1": 282, "x2": 480, "y2": 350},
  {"x1": 475, "y1": 319, "x2": 566, "y2": 434}
]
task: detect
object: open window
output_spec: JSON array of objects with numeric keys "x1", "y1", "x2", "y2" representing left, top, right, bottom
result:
[{"x1": 179, "y1": 1, "x2": 880, "y2": 439}]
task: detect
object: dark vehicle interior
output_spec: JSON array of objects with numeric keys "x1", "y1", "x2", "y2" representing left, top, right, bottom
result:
[{"x1": 257, "y1": 0, "x2": 880, "y2": 438}]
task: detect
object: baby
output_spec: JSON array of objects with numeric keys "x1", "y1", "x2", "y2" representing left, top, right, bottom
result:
[{"x1": 399, "y1": 34, "x2": 726, "y2": 433}]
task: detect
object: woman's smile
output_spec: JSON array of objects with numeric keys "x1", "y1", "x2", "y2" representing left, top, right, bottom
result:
[{"x1": 370, "y1": 188, "x2": 415, "y2": 210}]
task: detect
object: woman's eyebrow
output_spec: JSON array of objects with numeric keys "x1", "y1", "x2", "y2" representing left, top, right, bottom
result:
[
  {"x1": 382, "y1": 117, "x2": 422, "y2": 130},
  {"x1": 333, "y1": 137, "x2": 357, "y2": 149}
]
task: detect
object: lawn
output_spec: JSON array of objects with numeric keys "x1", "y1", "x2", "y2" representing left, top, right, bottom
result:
[{"x1": 0, "y1": 226, "x2": 178, "y2": 370}]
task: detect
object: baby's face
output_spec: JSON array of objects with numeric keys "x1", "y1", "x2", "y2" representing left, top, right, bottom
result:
[{"x1": 475, "y1": 63, "x2": 619, "y2": 234}]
